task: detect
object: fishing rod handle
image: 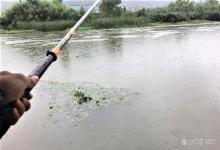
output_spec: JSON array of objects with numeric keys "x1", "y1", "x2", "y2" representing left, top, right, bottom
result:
[
  {"x1": 21, "y1": 51, "x2": 57, "y2": 98},
  {"x1": 29, "y1": 51, "x2": 57, "y2": 78},
  {"x1": 0, "y1": 51, "x2": 57, "y2": 138},
  {"x1": 1, "y1": 47, "x2": 57, "y2": 140}
]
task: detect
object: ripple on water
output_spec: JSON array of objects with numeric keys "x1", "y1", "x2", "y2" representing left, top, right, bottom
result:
[
  {"x1": 193, "y1": 27, "x2": 216, "y2": 32},
  {"x1": 149, "y1": 30, "x2": 180, "y2": 38}
]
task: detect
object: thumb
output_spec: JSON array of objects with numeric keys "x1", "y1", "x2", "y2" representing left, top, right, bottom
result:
[{"x1": 26, "y1": 76, "x2": 39, "y2": 89}]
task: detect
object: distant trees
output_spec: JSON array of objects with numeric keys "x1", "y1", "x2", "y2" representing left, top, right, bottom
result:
[
  {"x1": 79, "y1": 6, "x2": 85, "y2": 17},
  {"x1": 135, "y1": 0, "x2": 220, "y2": 22},
  {"x1": 101, "y1": 0, "x2": 122, "y2": 16},
  {"x1": 202, "y1": 0, "x2": 220, "y2": 20},
  {"x1": 0, "y1": 0, "x2": 79, "y2": 28},
  {"x1": 168, "y1": 0, "x2": 195, "y2": 12},
  {"x1": 136, "y1": 8, "x2": 147, "y2": 17},
  {"x1": 52, "y1": 0, "x2": 63, "y2": 5},
  {"x1": 26, "y1": 0, "x2": 38, "y2": 4},
  {"x1": 0, "y1": 0, "x2": 220, "y2": 30}
]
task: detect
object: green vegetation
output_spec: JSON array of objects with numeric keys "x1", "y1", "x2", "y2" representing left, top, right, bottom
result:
[
  {"x1": 101, "y1": 0, "x2": 122, "y2": 16},
  {"x1": 44, "y1": 81, "x2": 138, "y2": 121},
  {"x1": 0, "y1": 0, "x2": 78, "y2": 30},
  {"x1": 0, "y1": 0, "x2": 220, "y2": 31},
  {"x1": 136, "y1": 0, "x2": 220, "y2": 23},
  {"x1": 89, "y1": 17, "x2": 150, "y2": 29},
  {"x1": 16, "y1": 20, "x2": 76, "y2": 31}
]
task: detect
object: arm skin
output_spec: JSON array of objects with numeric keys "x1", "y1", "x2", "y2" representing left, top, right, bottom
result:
[{"x1": 0, "y1": 71, "x2": 38, "y2": 139}]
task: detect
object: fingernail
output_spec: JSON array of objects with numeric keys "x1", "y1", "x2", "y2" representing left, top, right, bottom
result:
[{"x1": 31, "y1": 76, "x2": 39, "y2": 82}]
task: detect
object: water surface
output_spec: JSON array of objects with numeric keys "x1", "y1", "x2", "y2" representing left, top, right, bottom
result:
[{"x1": 1, "y1": 24, "x2": 220, "y2": 150}]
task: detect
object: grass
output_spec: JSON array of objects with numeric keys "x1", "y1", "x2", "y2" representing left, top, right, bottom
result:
[
  {"x1": 15, "y1": 20, "x2": 77, "y2": 31},
  {"x1": 0, "y1": 19, "x2": 216, "y2": 33},
  {"x1": 147, "y1": 20, "x2": 213, "y2": 27},
  {"x1": 0, "y1": 28, "x2": 36, "y2": 34},
  {"x1": 89, "y1": 17, "x2": 151, "y2": 29}
]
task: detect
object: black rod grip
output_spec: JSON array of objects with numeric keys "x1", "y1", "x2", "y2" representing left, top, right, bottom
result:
[
  {"x1": 29, "y1": 51, "x2": 57, "y2": 78},
  {"x1": 1, "y1": 51, "x2": 57, "y2": 138}
]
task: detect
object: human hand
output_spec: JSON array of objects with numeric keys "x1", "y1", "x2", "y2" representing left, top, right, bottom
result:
[{"x1": 0, "y1": 71, "x2": 38, "y2": 128}]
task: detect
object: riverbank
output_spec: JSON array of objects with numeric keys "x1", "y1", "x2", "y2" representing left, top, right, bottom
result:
[
  {"x1": 1, "y1": 0, "x2": 220, "y2": 32},
  {"x1": 0, "y1": 20, "x2": 218, "y2": 34}
]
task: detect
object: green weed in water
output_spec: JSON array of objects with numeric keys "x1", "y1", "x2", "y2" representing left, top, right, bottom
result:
[{"x1": 42, "y1": 81, "x2": 139, "y2": 122}]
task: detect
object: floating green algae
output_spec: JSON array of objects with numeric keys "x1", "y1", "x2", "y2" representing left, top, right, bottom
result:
[{"x1": 42, "y1": 81, "x2": 139, "y2": 122}]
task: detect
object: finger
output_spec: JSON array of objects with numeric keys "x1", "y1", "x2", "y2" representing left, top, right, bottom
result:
[
  {"x1": 0, "y1": 71, "x2": 10, "y2": 76},
  {"x1": 20, "y1": 98, "x2": 31, "y2": 111},
  {"x1": 24, "y1": 93, "x2": 33, "y2": 100},
  {"x1": 14, "y1": 100, "x2": 25, "y2": 116},
  {"x1": 10, "y1": 108, "x2": 21, "y2": 125},
  {"x1": 26, "y1": 76, "x2": 39, "y2": 89},
  {"x1": 13, "y1": 73, "x2": 28, "y2": 83}
]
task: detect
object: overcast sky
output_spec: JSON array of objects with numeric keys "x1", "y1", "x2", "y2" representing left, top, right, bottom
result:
[
  {"x1": 0, "y1": 0, "x2": 187, "y2": 1},
  {"x1": 0, "y1": 0, "x2": 217, "y2": 1}
]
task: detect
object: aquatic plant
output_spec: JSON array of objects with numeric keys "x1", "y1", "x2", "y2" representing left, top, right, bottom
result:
[{"x1": 43, "y1": 81, "x2": 139, "y2": 122}]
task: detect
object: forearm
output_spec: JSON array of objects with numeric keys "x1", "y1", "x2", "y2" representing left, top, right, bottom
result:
[{"x1": 0, "y1": 89, "x2": 11, "y2": 139}]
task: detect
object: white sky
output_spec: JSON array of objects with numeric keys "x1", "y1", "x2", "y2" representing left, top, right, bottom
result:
[
  {"x1": 1, "y1": 0, "x2": 220, "y2": 3},
  {"x1": 0, "y1": 0, "x2": 198, "y2": 1}
]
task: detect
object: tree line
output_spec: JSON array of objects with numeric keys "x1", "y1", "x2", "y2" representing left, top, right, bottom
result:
[
  {"x1": 0, "y1": 0, "x2": 219, "y2": 30},
  {"x1": 134, "y1": 0, "x2": 220, "y2": 23},
  {"x1": 0, "y1": 0, "x2": 79, "y2": 28}
]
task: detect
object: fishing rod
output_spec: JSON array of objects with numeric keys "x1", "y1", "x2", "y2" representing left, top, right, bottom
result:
[
  {"x1": 29, "y1": 0, "x2": 102, "y2": 78},
  {"x1": 1, "y1": 0, "x2": 102, "y2": 136}
]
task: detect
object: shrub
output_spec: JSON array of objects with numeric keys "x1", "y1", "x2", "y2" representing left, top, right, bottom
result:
[
  {"x1": 205, "y1": 11, "x2": 220, "y2": 21},
  {"x1": 0, "y1": 0, "x2": 79, "y2": 28}
]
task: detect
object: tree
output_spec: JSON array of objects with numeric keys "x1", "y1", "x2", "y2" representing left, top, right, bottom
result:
[
  {"x1": 101, "y1": 0, "x2": 122, "y2": 16},
  {"x1": 123, "y1": 6, "x2": 126, "y2": 12},
  {"x1": 79, "y1": 6, "x2": 85, "y2": 17},
  {"x1": 204, "y1": 0, "x2": 219, "y2": 10},
  {"x1": 0, "y1": 0, "x2": 79, "y2": 28},
  {"x1": 52, "y1": 0, "x2": 63, "y2": 5},
  {"x1": 168, "y1": 0, "x2": 195, "y2": 12},
  {"x1": 26, "y1": 0, "x2": 38, "y2": 4},
  {"x1": 203, "y1": 0, "x2": 220, "y2": 20},
  {"x1": 136, "y1": 8, "x2": 146, "y2": 17}
]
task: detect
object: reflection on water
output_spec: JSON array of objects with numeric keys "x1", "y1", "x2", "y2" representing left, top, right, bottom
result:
[{"x1": 1, "y1": 23, "x2": 220, "y2": 150}]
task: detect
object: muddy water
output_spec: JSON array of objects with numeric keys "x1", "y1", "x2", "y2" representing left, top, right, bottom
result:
[{"x1": 1, "y1": 24, "x2": 220, "y2": 150}]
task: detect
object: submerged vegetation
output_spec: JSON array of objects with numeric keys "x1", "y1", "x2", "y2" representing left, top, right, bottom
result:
[
  {"x1": 44, "y1": 81, "x2": 138, "y2": 122},
  {"x1": 0, "y1": 0, "x2": 220, "y2": 31}
]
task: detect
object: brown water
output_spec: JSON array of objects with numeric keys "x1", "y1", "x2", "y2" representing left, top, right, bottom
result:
[{"x1": 1, "y1": 24, "x2": 220, "y2": 150}]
